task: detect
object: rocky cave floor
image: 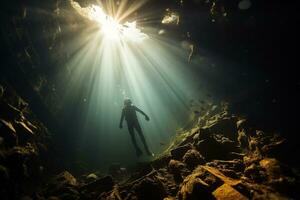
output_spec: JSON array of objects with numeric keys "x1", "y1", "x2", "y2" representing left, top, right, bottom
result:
[{"x1": 1, "y1": 84, "x2": 299, "y2": 200}]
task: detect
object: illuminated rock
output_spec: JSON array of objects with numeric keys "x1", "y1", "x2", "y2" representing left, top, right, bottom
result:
[{"x1": 213, "y1": 183, "x2": 248, "y2": 200}]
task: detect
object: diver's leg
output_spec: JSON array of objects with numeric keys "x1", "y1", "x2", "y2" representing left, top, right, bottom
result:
[
  {"x1": 128, "y1": 125, "x2": 142, "y2": 156},
  {"x1": 135, "y1": 123, "x2": 152, "y2": 156}
]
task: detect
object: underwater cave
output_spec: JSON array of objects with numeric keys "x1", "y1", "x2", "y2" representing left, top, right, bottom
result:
[{"x1": 0, "y1": 0, "x2": 299, "y2": 199}]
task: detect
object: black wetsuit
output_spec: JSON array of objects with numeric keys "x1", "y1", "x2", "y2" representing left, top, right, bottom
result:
[{"x1": 120, "y1": 105, "x2": 151, "y2": 155}]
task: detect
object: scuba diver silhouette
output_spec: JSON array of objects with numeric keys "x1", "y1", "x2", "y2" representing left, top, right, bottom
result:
[{"x1": 119, "y1": 98, "x2": 153, "y2": 157}]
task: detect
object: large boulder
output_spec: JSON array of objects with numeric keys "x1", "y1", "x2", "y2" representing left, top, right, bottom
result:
[{"x1": 182, "y1": 149, "x2": 205, "y2": 170}]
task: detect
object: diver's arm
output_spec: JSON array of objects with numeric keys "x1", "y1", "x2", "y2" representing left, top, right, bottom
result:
[
  {"x1": 135, "y1": 106, "x2": 150, "y2": 121},
  {"x1": 119, "y1": 109, "x2": 125, "y2": 128}
]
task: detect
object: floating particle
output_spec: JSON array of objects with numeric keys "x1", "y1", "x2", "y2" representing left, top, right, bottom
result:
[
  {"x1": 211, "y1": 105, "x2": 217, "y2": 111},
  {"x1": 162, "y1": 13, "x2": 180, "y2": 25},
  {"x1": 238, "y1": 0, "x2": 252, "y2": 10},
  {"x1": 158, "y1": 29, "x2": 165, "y2": 35}
]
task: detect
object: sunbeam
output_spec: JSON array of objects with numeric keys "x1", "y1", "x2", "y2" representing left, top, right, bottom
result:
[{"x1": 61, "y1": 0, "x2": 203, "y2": 165}]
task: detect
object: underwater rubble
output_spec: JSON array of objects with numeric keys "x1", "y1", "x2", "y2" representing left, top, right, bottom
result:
[
  {"x1": 1, "y1": 84, "x2": 299, "y2": 199},
  {"x1": 0, "y1": 83, "x2": 52, "y2": 199}
]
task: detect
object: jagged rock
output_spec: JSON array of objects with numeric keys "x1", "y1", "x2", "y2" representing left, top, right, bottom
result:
[
  {"x1": 259, "y1": 158, "x2": 281, "y2": 179},
  {"x1": 212, "y1": 183, "x2": 248, "y2": 200},
  {"x1": 182, "y1": 149, "x2": 205, "y2": 170},
  {"x1": 45, "y1": 171, "x2": 79, "y2": 199},
  {"x1": 179, "y1": 128, "x2": 200, "y2": 146},
  {"x1": 207, "y1": 160, "x2": 244, "y2": 179},
  {"x1": 178, "y1": 170, "x2": 213, "y2": 200},
  {"x1": 201, "y1": 166, "x2": 241, "y2": 187},
  {"x1": 47, "y1": 171, "x2": 77, "y2": 190},
  {"x1": 133, "y1": 177, "x2": 167, "y2": 200},
  {"x1": 151, "y1": 154, "x2": 171, "y2": 169},
  {"x1": 168, "y1": 160, "x2": 186, "y2": 173},
  {"x1": 168, "y1": 159, "x2": 186, "y2": 183},
  {"x1": 207, "y1": 117, "x2": 238, "y2": 141},
  {"x1": 0, "y1": 119, "x2": 17, "y2": 147},
  {"x1": 14, "y1": 120, "x2": 35, "y2": 145},
  {"x1": 171, "y1": 144, "x2": 192, "y2": 160},
  {"x1": 244, "y1": 163, "x2": 265, "y2": 182},
  {"x1": 237, "y1": 129, "x2": 248, "y2": 149},
  {"x1": 196, "y1": 137, "x2": 227, "y2": 160},
  {"x1": 213, "y1": 134, "x2": 237, "y2": 152},
  {"x1": 1, "y1": 103, "x2": 22, "y2": 121},
  {"x1": 86, "y1": 173, "x2": 98, "y2": 181}
]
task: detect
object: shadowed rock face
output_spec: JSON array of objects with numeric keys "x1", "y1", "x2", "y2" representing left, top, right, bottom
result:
[{"x1": 0, "y1": 84, "x2": 52, "y2": 200}]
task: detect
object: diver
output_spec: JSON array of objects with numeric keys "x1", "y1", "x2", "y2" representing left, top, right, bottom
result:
[{"x1": 119, "y1": 98, "x2": 153, "y2": 157}]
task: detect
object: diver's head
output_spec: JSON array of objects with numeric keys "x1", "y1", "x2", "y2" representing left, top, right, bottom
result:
[{"x1": 124, "y1": 98, "x2": 132, "y2": 106}]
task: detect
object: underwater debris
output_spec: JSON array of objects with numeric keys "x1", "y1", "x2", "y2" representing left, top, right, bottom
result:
[
  {"x1": 158, "y1": 29, "x2": 166, "y2": 35},
  {"x1": 162, "y1": 11, "x2": 180, "y2": 25}
]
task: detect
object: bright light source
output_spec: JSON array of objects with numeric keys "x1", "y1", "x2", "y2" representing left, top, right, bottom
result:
[{"x1": 70, "y1": 0, "x2": 148, "y2": 42}]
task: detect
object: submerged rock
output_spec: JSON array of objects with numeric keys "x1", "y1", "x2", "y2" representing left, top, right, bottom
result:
[
  {"x1": 178, "y1": 170, "x2": 213, "y2": 200},
  {"x1": 171, "y1": 144, "x2": 192, "y2": 160},
  {"x1": 0, "y1": 119, "x2": 17, "y2": 147},
  {"x1": 182, "y1": 149, "x2": 205, "y2": 170},
  {"x1": 212, "y1": 183, "x2": 248, "y2": 200}
]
